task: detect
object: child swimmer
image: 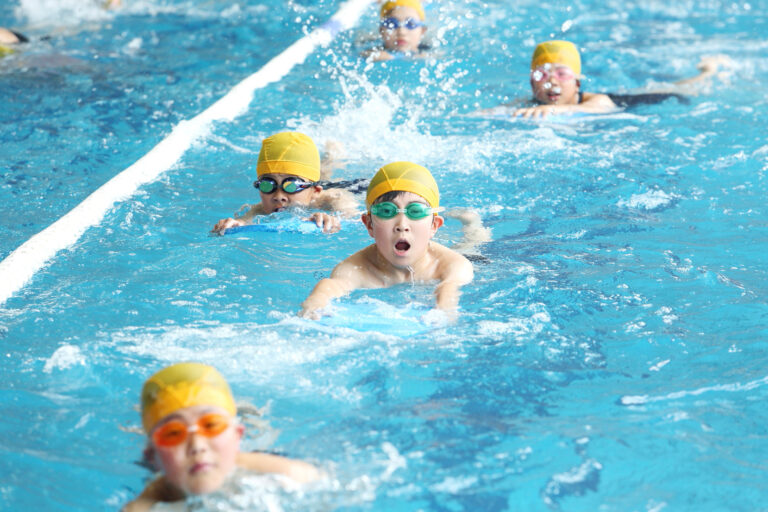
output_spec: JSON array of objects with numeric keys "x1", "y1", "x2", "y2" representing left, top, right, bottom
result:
[
  {"x1": 212, "y1": 132, "x2": 359, "y2": 234},
  {"x1": 300, "y1": 161, "x2": 487, "y2": 319},
  {"x1": 124, "y1": 362, "x2": 320, "y2": 511},
  {"x1": 361, "y1": 0, "x2": 430, "y2": 62},
  {"x1": 513, "y1": 40, "x2": 730, "y2": 119}
]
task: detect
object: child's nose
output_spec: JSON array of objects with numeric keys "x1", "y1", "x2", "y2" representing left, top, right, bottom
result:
[
  {"x1": 394, "y1": 216, "x2": 410, "y2": 231},
  {"x1": 272, "y1": 191, "x2": 289, "y2": 203},
  {"x1": 186, "y1": 432, "x2": 208, "y2": 454}
]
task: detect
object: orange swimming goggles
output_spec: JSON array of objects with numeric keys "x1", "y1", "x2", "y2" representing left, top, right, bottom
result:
[{"x1": 151, "y1": 413, "x2": 231, "y2": 447}]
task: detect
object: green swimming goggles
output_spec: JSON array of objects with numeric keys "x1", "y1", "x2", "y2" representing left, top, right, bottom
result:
[
  {"x1": 253, "y1": 177, "x2": 315, "y2": 194},
  {"x1": 370, "y1": 202, "x2": 442, "y2": 220}
]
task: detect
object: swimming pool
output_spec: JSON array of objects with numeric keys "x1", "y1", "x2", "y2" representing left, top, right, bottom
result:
[{"x1": 1, "y1": 0, "x2": 767, "y2": 509}]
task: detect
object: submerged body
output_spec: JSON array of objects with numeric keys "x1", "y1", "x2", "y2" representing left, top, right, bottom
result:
[{"x1": 512, "y1": 40, "x2": 729, "y2": 119}]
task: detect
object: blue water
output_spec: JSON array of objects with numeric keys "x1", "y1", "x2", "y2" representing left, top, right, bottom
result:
[{"x1": 2, "y1": 0, "x2": 767, "y2": 510}]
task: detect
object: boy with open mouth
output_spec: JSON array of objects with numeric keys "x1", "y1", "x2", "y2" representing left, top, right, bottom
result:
[{"x1": 300, "y1": 161, "x2": 482, "y2": 318}]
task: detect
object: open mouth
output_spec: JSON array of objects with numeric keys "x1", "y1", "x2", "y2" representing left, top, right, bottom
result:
[{"x1": 395, "y1": 240, "x2": 411, "y2": 253}]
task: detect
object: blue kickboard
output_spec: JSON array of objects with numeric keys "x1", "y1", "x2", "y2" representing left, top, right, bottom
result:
[
  {"x1": 223, "y1": 216, "x2": 345, "y2": 235},
  {"x1": 313, "y1": 298, "x2": 446, "y2": 337}
]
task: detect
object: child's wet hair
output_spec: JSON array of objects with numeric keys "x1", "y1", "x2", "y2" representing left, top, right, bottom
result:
[{"x1": 373, "y1": 190, "x2": 427, "y2": 205}]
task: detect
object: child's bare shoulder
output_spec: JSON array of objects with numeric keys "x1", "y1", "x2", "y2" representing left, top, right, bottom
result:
[
  {"x1": 331, "y1": 246, "x2": 372, "y2": 276},
  {"x1": 581, "y1": 92, "x2": 617, "y2": 108},
  {"x1": 430, "y1": 242, "x2": 474, "y2": 282},
  {"x1": 315, "y1": 188, "x2": 359, "y2": 215},
  {"x1": 332, "y1": 245, "x2": 388, "y2": 287},
  {"x1": 318, "y1": 187, "x2": 355, "y2": 202}
]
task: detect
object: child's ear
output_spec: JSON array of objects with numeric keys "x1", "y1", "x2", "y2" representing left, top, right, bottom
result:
[
  {"x1": 235, "y1": 423, "x2": 245, "y2": 440},
  {"x1": 575, "y1": 79, "x2": 581, "y2": 91},
  {"x1": 361, "y1": 212, "x2": 375, "y2": 235},
  {"x1": 430, "y1": 215, "x2": 444, "y2": 234},
  {"x1": 143, "y1": 443, "x2": 161, "y2": 471}
]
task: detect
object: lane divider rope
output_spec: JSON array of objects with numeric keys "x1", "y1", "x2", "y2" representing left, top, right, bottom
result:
[{"x1": 0, "y1": 0, "x2": 373, "y2": 306}]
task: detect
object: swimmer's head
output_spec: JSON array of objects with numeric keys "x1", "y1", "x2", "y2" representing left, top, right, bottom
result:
[
  {"x1": 141, "y1": 363, "x2": 244, "y2": 496},
  {"x1": 363, "y1": 162, "x2": 443, "y2": 268},
  {"x1": 366, "y1": 161, "x2": 439, "y2": 210},
  {"x1": 379, "y1": 0, "x2": 427, "y2": 53},
  {"x1": 529, "y1": 40, "x2": 582, "y2": 105},
  {"x1": 141, "y1": 362, "x2": 237, "y2": 434},
  {"x1": 254, "y1": 132, "x2": 323, "y2": 213},
  {"x1": 531, "y1": 40, "x2": 581, "y2": 76},
  {"x1": 256, "y1": 131, "x2": 321, "y2": 183}
]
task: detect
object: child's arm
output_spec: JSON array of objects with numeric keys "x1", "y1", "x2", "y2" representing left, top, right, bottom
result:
[
  {"x1": 361, "y1": 48, "x2": 395, "y2": 61},
  {"x1": 672, "y1": 55, "x2": 732, "y2": 87},
  {"x1": 320, "y1": 139, "x2": 346, "y2": 181},
  {"x1": 434, "y1": 250, "x2": 474, "y2": 312},
  {"x1": 304, "y1": 188, "x2": 362, "y2": 233},
  {"x1": 315, "y1": 188, "x2": 361, "y2": 217},
  {"x1": 515, "y1": 93, "x2": 617, "y2": 119},
  {"x1": 299, "y1": 275, "x2": 355, "y2": 319},
  {"x1": 122, "y1": 476, "x2": 184, "y2": 512},
  {"x1": 236, "y1": 452, "x2": 321, "y2": 483},
  {"x1": 444, "y1": 208, "x2": 491, "y2": 256},
  {"x1": 212, "y1": 203, "x2": 265, "y2": 233},
  {"x1": 299, "y1": 252, "x2": 368, "y2": 318}
]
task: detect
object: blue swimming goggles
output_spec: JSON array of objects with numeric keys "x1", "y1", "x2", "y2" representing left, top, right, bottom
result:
[
  {"x1": 253, "y1": 177, "x2": 315, "y2": 194},
  {"x1": 380, "y1": 17, "x2": 425, "y2": 31},
  {"x1": 370, "y1": 202, "x2": 442, "y2": 220}
]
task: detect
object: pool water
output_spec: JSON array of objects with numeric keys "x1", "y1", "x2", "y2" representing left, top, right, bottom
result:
[{"x1": 1, "y1": 0, "x2": 767, "y2": 510}]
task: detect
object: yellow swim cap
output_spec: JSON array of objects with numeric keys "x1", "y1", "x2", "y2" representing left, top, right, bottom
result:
[
  {"x1": 256, "y1": 132, "x2": 321, "y2": 182},
  {"x1": 141, "y1": 362, "x2": 237, "y2": 433},
  {"x1": 366, "y1": 161, "x2": 439, "y2": 210},
  {"x1": 531, "y1": 40, "x2": 581, "y2": 76},
  {"x1": 380, "y1": 0, "x2": 426, "y2": 21}
]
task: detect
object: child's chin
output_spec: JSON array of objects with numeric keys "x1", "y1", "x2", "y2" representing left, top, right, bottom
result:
[{"x1": 185, "y1": 477, "x2": 225, "y2": 495}]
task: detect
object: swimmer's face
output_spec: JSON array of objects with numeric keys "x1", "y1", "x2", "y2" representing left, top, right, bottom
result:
[
  {"x1": 379, "y1": 6, "x2": 426, "y2": 53},
  {"x1": 530, "y1": 63, "x2": 580, "y2": 105},
  {"x1": 258, "y1": 173, "x2": 321, "y2": 214},
  {"x1": 362, "y1": 191, "x2": 443, "y2": 269},
  {"x1": 150, "y1": 405, "x2": 243, "y2": 495}
]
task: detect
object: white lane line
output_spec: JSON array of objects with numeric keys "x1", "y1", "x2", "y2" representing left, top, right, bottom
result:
[{"x1": 0, "y1": 0, "x2": 373, "y2": 306}]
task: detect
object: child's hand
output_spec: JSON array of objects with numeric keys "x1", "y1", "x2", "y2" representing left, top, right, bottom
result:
[
  {"x1": 514, "y1": 104, "x2": 562, "y2": 119},
  {"x1": 212, "y1": 217, "x2": 245, "y2": 234},
  {"x1": 306, "y1": 212, "x2": 341, "y2": 233},
  {"x1": 361, "y1": 49, "x2": 394, "y2": 62},
  {"x1": 298, "y1": 305, "x2": 321, "y2": 320},
  {"x1": 697, "y1": 55, "x2": 733, "y2": 75}
]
